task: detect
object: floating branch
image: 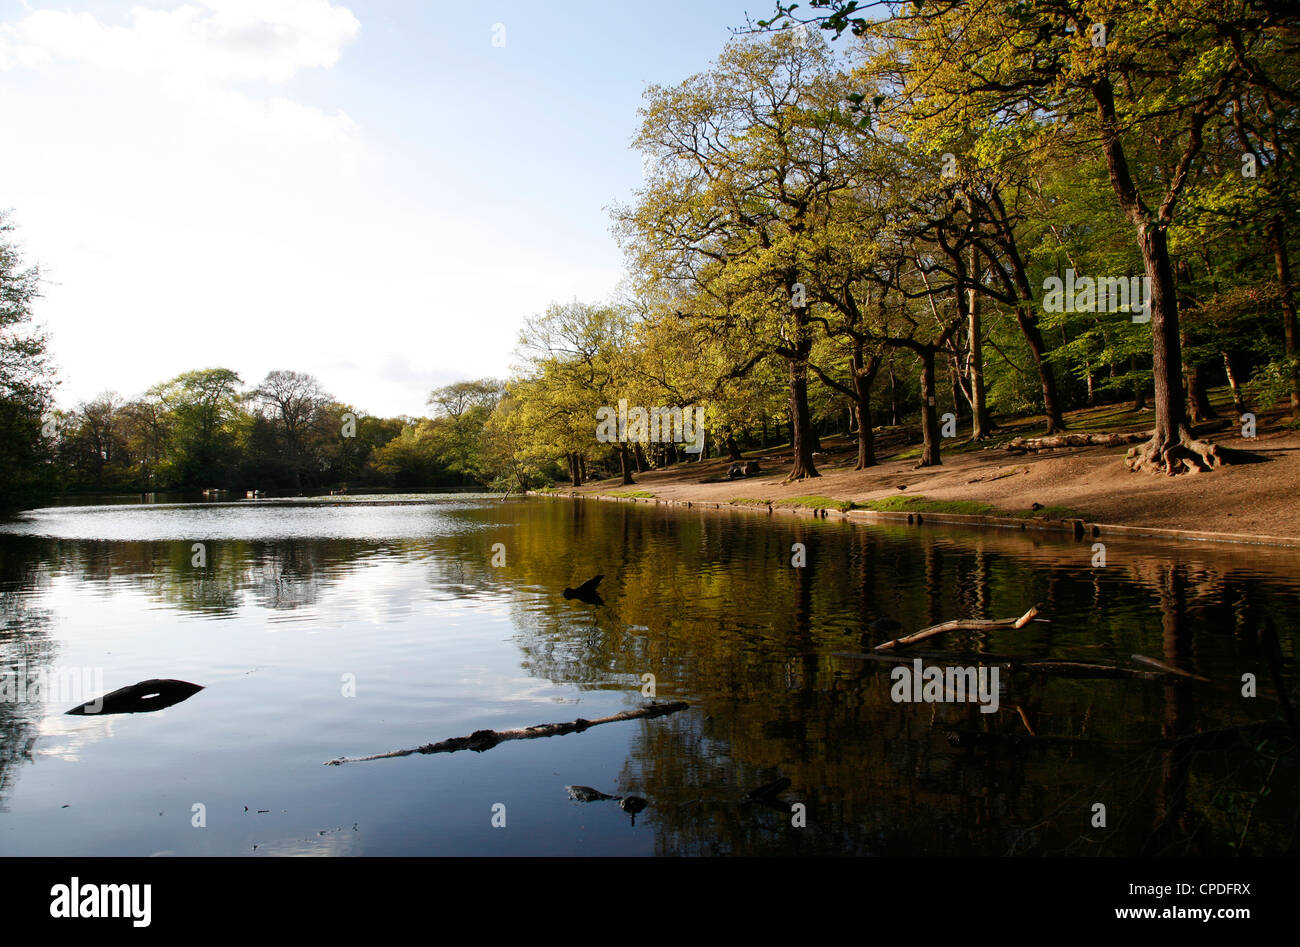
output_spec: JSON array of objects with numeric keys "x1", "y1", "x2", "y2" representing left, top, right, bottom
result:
[
  {"x1": 1131, "y1": 654, "x2": 1211, "y2": 682},
  {"x1": 873, "y1": 604, "x2": 1041, "y2": 652},
  {"x1": 324, "y1": 701, "x2": 689, "y2": 765}
]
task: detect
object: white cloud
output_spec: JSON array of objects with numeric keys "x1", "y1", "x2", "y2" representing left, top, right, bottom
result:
[
  {"x1": 1, "y1": 1, "x2": 360, "y2": 83},
  {"x1": 0, "y1": 1, "x2": 361, "y2": 141}
]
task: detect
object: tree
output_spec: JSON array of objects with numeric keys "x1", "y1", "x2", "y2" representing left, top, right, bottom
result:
[
  {"x1": 251, "y1": 370, "x2": 331, "y2": 490},
  {"x1": 0, "y1": 210, "x2": 56, "y2": 507},
  {"x1": 512, "y1": 301, "x2": 632, "y2": 486},
  {"x1": 427, "y1": 378, "x2": 503, "y2": 485},
  {"x1": 150, "y1": 368, "x2": 243, "y2": 487},
  {"x1": 619, "y1": 32, "x2": 860, "y2": 480}
]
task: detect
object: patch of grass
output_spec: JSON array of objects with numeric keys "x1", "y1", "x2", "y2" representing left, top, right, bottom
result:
[
  {"x1": 729, "y1": 497, "x2": 771, "y2": 506},
  {"x1": 607, "y1": 490, "x2": 655, "y2": 499},
  {"x1": 1008, "y1": 505, "x2": 1090, "y2": 520},
  {"x1": 986, "y1": 465, "x2": 1029, "y2": 481},
  {"x1": 858, "y1": 495, "x2": 997, "y2": 516},
  {"x1": 780, "y1": 495, "x2": 857, "y2": 512},
  {"x1": 859, "y1": 494, "x2": 1091, "y2": 520}
]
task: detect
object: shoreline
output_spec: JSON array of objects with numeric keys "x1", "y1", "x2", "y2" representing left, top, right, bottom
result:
[
  {"x1": 529, "y1": 488, "x2": 1300, "y2": 550},
  {"x1": 527, "y1": 418, "x2": 1300, "y2": 550}
]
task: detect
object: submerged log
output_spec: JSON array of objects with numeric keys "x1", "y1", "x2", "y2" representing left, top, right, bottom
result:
[
  {"x1": 873, "y1": 604, "x2": 1041, "y2": 652},
  {"x1": 833, "y1": 651, "x2": 1203, "y2": 684},
  {"x1": 947, "y1": 721, "x2": 1294, "y2": 751},
  {"x1": 1130, "y1": 654, "x2": 1211, "y2": 682},
  {"x1": 324, "y1": 700, "x2": 689, "y2": 765}
]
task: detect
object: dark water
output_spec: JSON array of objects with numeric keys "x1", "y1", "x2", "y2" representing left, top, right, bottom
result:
[{"x1": 0, "y1": 495, "x2": 1296, "y2": 856}]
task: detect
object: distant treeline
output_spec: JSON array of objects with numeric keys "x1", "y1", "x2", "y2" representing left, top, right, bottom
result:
[{"x1": 4, "y1": 362, "x2": 513, "y2": 503}]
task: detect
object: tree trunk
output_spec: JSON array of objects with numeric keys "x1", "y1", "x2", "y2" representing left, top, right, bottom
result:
[
  {"x1": 1090, "y1": 76, "x2": 1219, "y2": 473},
  {"x1": 853, "y1": 351, "x2": 879, "y2": 469},
  {"x1": 968, "y1": 243, "x2": 990, "y2": 439},
  {"x1": 1011, "y1": 305, "x2": 1065, "y2": 433},
  {"x1": 949, "y1": 353, "x2": 965, "y2": 421},
  {"x1": 724, "y1": 433, "x2": 743, "y2": 461},
  {"x1": 1185, "y1": 359, "x2": 1217, "y2": 423},
  {"x1": 1176, "y1": 265, "x2": 1218, "y2": 423},
  {"x1": 1223, "y1": 351, "x2": 1247, "y2": 413},
  {"x1": 1269, "y1": 216, "x2": 1300, "y2": 418},
  {"x1": 633, "y1": 442, "x2": 649, "y2": 472},
  {"x1": 786, "y1": 356, "x2": 820, "y2": 480},
  {"x1": 619, "y1": 446, "x2": 635, "y2": 485},
  {"x1": 987, "y1": 184, "x2": 1065, "y2": 434},
  {"x1": 578, "y1": 454, "x2": 587, "y2": 483},
  {"x1": 917, "y1": 346, "x2": 942, "y2": 467},
  {"x1": 889, "y1": 365, "x2": 899, "y2": 426},
  {"x1": 1124, "y1": 224, "x2": 1220, "y2": 472},
  {"x1": 568, "y1": 453, "x2": 581, "y2": 487}
]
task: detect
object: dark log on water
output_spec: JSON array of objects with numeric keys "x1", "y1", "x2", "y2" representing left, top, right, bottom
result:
[
  {"x1": 744, "y1": 776, "x2": 791, "y2": 803},
  {"x1": 325, "y1": 701, "x2": 689, "y2": 765},
  {"x1": 65, "y1": 679, "x2": 204, "y2": 716},
  {"x1": 873, "y1": 604, "x2": 1041, "y2": 652}
]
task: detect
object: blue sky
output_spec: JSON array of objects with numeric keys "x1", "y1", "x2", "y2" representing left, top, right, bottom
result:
[{"x1": 0, "y1": 0, "x2": 803, "y2": 416}]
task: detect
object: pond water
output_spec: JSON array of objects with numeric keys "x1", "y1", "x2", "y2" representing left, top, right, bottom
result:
[{"x1": 0, "y1": 494, "x2": 1296, "y2": 856}]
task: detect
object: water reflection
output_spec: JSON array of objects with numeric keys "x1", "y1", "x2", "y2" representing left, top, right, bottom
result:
[{"x1": 0, "y1": 496, "x2": 1295, "y2": 855}]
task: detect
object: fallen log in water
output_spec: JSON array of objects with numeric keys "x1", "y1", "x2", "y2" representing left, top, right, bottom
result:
[
  {"x1": 947, "y1": 721, "x2": 1295, "y2": 751},
  {"x1": 1131, "y1": 654, "x2": 1211, "y2": 682},
  {"x1": 873, "y1": 604, "x2": 1041, "y2": 652},
  {"x1": 324, "y1": 700, "x2": 689, "y2": 765},
  {"x1": 1015, "y1": 660, "x2": 1177, "y2": 682},
  {"x1": 833, "y1": 651, "x2": 1192, "y2": 683}
]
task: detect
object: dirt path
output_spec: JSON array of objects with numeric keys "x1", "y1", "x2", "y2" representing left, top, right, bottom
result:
[{"x1": 564, "y1": 414, "x2": 1300, "y2": 542}]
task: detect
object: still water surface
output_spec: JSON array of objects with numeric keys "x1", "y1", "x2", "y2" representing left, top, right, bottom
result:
[{"x1": 0, "y1": 495, "x2": 1296, "y2": 856}]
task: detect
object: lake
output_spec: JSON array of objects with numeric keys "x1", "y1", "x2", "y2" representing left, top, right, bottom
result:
[{"x1": 0, "y1": 494, "x2": 1296, "y2": 856}]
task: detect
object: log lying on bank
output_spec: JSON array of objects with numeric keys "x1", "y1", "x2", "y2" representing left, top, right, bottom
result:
[
  {"x1": 873, "y1": 604, "x2": 1042, "y2": 652},
  {"x1": 1005, "y1": 432, "x2": 1150, "y2": 453},
  {"x1": 324, "y1": 701, "x2": 689, "y2": 765}
]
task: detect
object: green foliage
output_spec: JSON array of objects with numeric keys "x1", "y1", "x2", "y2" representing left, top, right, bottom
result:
[{"x1": 0, "y1": 211, "x2": 56, "y2": 508}]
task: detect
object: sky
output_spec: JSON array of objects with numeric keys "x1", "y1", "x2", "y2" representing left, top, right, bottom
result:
[{"x1": 0, "y1": 0, "x2": 791, "y2": 418}]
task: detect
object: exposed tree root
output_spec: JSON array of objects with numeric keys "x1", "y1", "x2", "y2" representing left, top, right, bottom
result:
[{"x1": 1124, "y1": 427, "x2": 1224, "y2": 475}]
